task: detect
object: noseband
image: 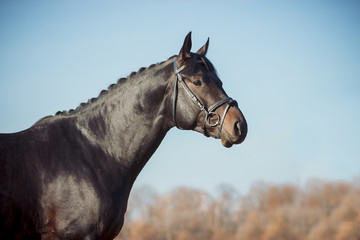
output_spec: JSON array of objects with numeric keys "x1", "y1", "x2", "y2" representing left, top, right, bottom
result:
[{"x1": 172, "y1": 57, "x2": 235, "y2": 138}]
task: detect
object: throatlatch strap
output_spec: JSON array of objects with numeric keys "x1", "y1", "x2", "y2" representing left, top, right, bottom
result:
[{"x1": 172, "y1": 72, "x2": 181, "y2": 129}]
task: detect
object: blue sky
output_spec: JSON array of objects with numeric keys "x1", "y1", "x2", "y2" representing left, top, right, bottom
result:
[{"x1": 1, "y1": 1, "x2": 359, "y2": 194}]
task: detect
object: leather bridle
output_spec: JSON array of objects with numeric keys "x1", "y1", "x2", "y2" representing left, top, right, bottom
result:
[{"x1": 172, "y1": 57, "x2": 235, "y2": 138}]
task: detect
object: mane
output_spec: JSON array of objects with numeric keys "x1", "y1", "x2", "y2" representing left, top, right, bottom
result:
[
  {"x1": 53, "y1": 56, "x2": 176, "y2": 117},
  {"x1": 32, "y1": 56, "x2": 175, "y2": 127}
]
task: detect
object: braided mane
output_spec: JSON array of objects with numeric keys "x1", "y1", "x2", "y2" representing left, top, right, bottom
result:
[{"x1": 54, "y1": 57, "x2": 175, "y2": 117}]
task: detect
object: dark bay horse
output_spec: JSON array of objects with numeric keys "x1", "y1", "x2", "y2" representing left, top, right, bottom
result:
[{"x1": 0, "y1": 32, "x2": 247, "y2": 240}]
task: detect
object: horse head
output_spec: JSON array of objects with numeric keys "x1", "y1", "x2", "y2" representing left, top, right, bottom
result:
[{"x1": 172, "y1": 32, "x2": 247, "y2": 147}]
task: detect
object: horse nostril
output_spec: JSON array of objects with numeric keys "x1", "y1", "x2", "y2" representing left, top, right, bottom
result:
[{"x1": 234, "y1": 121, "x2": 241, "y2": 136}]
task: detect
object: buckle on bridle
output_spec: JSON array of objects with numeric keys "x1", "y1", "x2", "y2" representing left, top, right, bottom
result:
[{"x1": 205, "y1": 112, "x2": 220, "y2": 127}]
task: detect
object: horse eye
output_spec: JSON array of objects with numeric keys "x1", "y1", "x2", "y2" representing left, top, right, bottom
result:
[{"x1": 192, "y1": 80, "x2": 202, "y2": 86}]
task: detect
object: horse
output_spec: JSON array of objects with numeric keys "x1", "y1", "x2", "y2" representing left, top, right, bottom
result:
[{"x1": 0, "y1": 32, "x2": 247, "y2": 240}]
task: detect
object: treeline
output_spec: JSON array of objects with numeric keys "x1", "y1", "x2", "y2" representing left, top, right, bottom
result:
[{"x1": 115, "y1": 180, "x2": 360, "y2": 240}]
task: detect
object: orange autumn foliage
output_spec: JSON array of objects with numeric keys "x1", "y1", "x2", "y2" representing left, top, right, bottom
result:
[{"x1": 115, "y1": 179, "x2": 360, "y2": 240}]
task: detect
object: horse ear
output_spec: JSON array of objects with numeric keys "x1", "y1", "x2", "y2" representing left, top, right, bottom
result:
[
  {"x1": 177, "y1": 32, "x2": 192, "y2": 67},
  {"x1": 196, "y1": 37, "x2": 209, "y2": 56}
]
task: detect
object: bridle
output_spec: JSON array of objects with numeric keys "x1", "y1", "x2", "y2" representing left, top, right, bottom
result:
[{"x1": 172, "y1": 56, "x2": 235, "y2": 138}]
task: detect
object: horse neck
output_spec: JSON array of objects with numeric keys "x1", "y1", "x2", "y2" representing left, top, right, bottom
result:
[{"x1": 75, "y1": 59, "x2": 174, "y2": 173}]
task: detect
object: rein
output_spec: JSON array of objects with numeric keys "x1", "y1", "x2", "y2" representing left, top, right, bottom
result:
[{"x1": 172, "y1": 57, "x2": 234, "y2": 138}]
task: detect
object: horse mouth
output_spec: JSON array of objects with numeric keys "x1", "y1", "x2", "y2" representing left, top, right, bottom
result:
[
  {"x1": 221, "y1": 137, "x2": 234, "y2": 148},
  {"x1": 220, "y1": 123, "x2": 247, "y2": 148},
  {"x1": 221, "y1": 135, "x2": 247, "y2": 148}
]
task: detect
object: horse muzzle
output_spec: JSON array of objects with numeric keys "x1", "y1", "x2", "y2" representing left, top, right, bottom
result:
[{"x1": 219, "y1": 106, "x2": 247, "y2": 148}]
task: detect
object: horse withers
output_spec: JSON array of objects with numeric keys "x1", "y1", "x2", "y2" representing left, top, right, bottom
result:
[{"x1": 0, "y1": 32, "x2": 247, "y2": 240}]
